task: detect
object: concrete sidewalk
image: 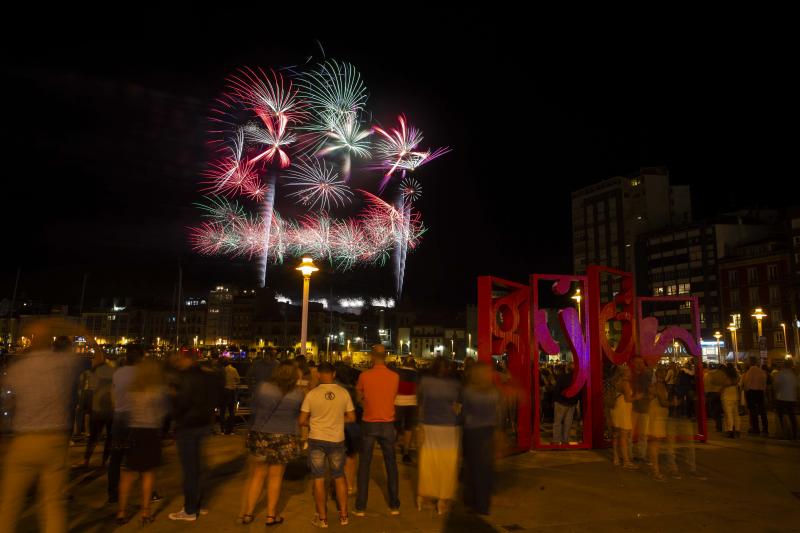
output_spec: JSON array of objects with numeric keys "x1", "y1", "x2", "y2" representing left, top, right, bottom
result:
[{"x1": 3, "y1": 429, "x2": 799, "y2": 532}]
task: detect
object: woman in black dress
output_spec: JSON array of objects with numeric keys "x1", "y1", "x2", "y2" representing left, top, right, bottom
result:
[{"x1": 116, "y1": 359, "x2": 168, "y2": 525}]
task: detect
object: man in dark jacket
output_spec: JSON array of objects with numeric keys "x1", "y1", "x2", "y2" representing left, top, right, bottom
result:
[{"x1": 168, "y1": 351, "x2": 220, "y2": 522}]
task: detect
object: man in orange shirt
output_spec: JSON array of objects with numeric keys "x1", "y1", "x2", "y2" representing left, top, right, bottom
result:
[{"x1": 354, "y1": 344, "x2": 400, "y2": 516}]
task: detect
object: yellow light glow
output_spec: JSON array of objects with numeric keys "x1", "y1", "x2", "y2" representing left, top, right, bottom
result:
[
  {"x1": 296, "y1": 256, "x2": 319, "y2": 277},
  {"x1": 751, "y1": 308, "x2": 766, "y2": 320}
]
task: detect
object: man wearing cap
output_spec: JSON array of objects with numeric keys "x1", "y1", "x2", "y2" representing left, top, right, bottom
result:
[
  {"x1": 299, "y1": 363, "x2": 355, "y2": 527},
  {"x1": 354, "y1": 344, "x2": 400, "y2": 516}
]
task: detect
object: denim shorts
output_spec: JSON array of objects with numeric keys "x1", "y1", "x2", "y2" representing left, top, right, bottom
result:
[{"x1": 307, "y1": 439, "x2": 346, "y2": 479}]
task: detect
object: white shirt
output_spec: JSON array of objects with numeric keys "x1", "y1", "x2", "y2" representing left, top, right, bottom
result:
[
  {"x1": 300, "y1": 383, "x2": 354, "y2": 443},
  {"x1": 112, "y1": 366, "x2": 136, "y2": 413}
]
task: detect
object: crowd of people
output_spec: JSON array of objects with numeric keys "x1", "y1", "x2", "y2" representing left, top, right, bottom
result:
[
  {"x1": 0, "y1": 325, "x2": 510, "y2": 531},
  {"x1": 2, "y1": 320, "x2": 798, "y2": 531},
  {"x1": 606, "y1": 354, "x2": 799, "y2": 481}
]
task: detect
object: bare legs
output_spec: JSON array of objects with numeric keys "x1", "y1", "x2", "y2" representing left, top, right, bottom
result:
[
  {"x1": 117, "y1": 470, "x2": 155, "y2": 520},
  {"x1": 312, "y1": 476, "x2": 348, "y2": 521},
  {"x1": 648, "y1": 440, "x2": 662, "y2": 479},
  {"x1": 344, "y1": 455, "x2": 358, "y2": 495},
  {"x1": 265, "y1": 465, "x2": 286, "y2": 521},
  {"x1": 240, "y1": 461, "x2": 287, "y2": 523},
  {"x1": 117, "y1": 470, "x2": 135, "y2": 519},
  {"x1": 243, "y1": 462, "x2": 268, "y2": 516},
  {"x1": 612, "y1": 428, "x2": 634, "y2": 467}
]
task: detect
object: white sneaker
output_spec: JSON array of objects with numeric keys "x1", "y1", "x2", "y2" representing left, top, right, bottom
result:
[
  {"x1": 389, "y1": 508, "x2": 400, "y2": 516},
  {"x1": 169, "y1": 509, "x2": 198, "y2": 521}
]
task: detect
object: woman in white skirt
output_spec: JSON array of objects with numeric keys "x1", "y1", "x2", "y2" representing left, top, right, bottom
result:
[
  {"x1": 611, "y1": 365, "x2": 637, "y2": 469},
  {"x1": 416, "y1": 357, "x2": 462, "y2": 515}
]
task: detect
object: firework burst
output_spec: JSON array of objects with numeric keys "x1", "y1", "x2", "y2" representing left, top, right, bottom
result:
[
  {"x1": 298, "y1": 60, "x2": 368, "y2": 129},
  {"x1": 399, "y1": 177, "x2": 423, "y2": 203},
  {"x1": 192, "y1": 61, "x2": 447, "y2": 296},
  {"x1": 284, "y1": 158, "x2": 354, "y2": 211},
  {"x1": 372, "y1": 115, "x2": 449, "y2": 192}
]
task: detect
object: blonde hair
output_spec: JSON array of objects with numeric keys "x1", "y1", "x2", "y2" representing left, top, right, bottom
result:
[{"x1": 270, "y1": 361, "x2": 298, "y2": 395}]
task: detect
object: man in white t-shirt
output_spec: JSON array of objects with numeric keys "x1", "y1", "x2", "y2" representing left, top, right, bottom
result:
[{"x1": 299, "y1": 362, "x2": 355, "y2": 528}]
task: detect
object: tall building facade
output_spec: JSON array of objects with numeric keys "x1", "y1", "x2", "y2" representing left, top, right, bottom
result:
[
  {"x1": 571, "y1": 167, "x2": 691, "y2": 282},
  {"x1": 638, "y1": 218, "x2": 770, "y2": 339},
  {"x1": 719, "y1": 239, "x2": 796, "y2": 363}
]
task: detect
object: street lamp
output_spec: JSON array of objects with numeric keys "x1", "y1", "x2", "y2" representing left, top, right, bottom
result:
[
  {"x1": 781, "y1": 322, "x2": 788, "y2": 356},
  {"x1": 751, "y1": 307, "x2": 766, "y2": 338},
  {"x1": 571, "y1": 287, "x2": 582, "y2": 323},
  {"x1": 727, "y1": 322, "x2": 739, "y2": 362},
  {"x1": 451, "y1": 338, "x2": 455, "y2": 358},
  {"x1": 295, "y1": 256, "x2": 318, "y2": 357},
  {"x1": 713, "y1": 331, "x2": 722, "y2": 364}
]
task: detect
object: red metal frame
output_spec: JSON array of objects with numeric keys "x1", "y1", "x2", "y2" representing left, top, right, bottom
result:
[
  {"x1": 530, "y1": 274, "x2": 592, "y2": 449},
  {"x1": 477, "y1": 266, "x2": 710, "y2": 451},
  {"x1": 477, "y1": 275, "x2": 532, "y2": 452},
  {"x1": 636, "y1": 296, "x2": 707, "y2": 442},
  {"x1": 586, "y1": 265, "x2": 637, "y2": 447}
]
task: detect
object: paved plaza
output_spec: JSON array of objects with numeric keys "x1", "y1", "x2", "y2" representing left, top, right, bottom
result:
[{"x1": 2, "y1": 424, "x2": 799, "y2": 532}]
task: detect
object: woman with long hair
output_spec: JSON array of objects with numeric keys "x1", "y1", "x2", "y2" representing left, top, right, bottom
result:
[
  {"x1": 116, "y1": 359, "x2": 168, "y2": 525},
  {"x1": 416, "y1": 356, "x2": 463, "y2": 515},
  {"x1": 461, "y1": 361, "x2": 501, "y2": 515},
  {"x1": 238, "y1": 361, "x2": 305, "y2": 526},
  {"x1": 611, "y1": 364, "x2": 638, "y2": 469}
]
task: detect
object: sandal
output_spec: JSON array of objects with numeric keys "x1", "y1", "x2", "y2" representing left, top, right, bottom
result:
[
  {"x1": 339, "y1": 513, "x2": 349, "y2": 526},
  {"x1": 265, "y1": 515, "x2": 285, "y2": 526},
  {"x1": 140, "y1": 513, "x2": 154, "y2": 525},
  {"x1": 237, "y1": 514, "x2": 254, "y2": 525},
  {"x1": 115, "y1": 512, "x2": 128, "y2": 525},
  {"x1": 311, "y1": 514, "x2": 328, "y2": 528}
]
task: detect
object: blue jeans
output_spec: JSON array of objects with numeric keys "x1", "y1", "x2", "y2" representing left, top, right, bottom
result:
[
  {"x1": 175, "y1": 426, "x2": 208, "y2": 515},
  {"x1": 356, "y1": 422, "x2": 399, "y2": 511},
  {"x1": 307, "y1": 439, "x2": 346, "y2": 479}
]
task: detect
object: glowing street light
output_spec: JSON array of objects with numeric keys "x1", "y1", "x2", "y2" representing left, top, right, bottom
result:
[
  {"x1": 727, "y1": 322, "x2": 739, "y2": 361},
  {"x1": 713, "y1": 331, "x2": 722, "y2": 364},
  {"x1": 751, "y1": 307, "x2": 767, "y2": 338},
  {"x1": 295, "y1": 256, "x2": 318, "y2": 357},
  {"x1": 571, "y1": 287, "x2": 582, "y2": 323},
  {"x1": 781, "y1": 322, "x2": 788, "y2": 356}
]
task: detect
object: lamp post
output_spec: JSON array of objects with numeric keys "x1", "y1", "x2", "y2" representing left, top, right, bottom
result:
[
  {"x1": 727, "y1": 322, "x2": 739, "y2": 362},
  {"x1": 752, "y1": 307, "x2": 767, "y2": 362},
  {"x1": 752, "y1": 307, "x2": 766, "y2": 338},
  {"x1": 713, "y1": 331, "x2": 722, "y2": 364},
  {"x1": 781, "y1": 322, "x2": 788, "y2": 356},
  {"x1": 295, "y1": 256, "x2": 318, "y2": 357},
  {"x1": 571, "y1": 287, "x2": 582, "y2": 323},
  {"x1": 451, "y1": 338, "x2": 455, "y2": 359}
]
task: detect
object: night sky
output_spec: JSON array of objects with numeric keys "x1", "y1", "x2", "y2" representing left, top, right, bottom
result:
[{"x1": 3, "y1": 14, "x2": 795, "y2": 311}]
